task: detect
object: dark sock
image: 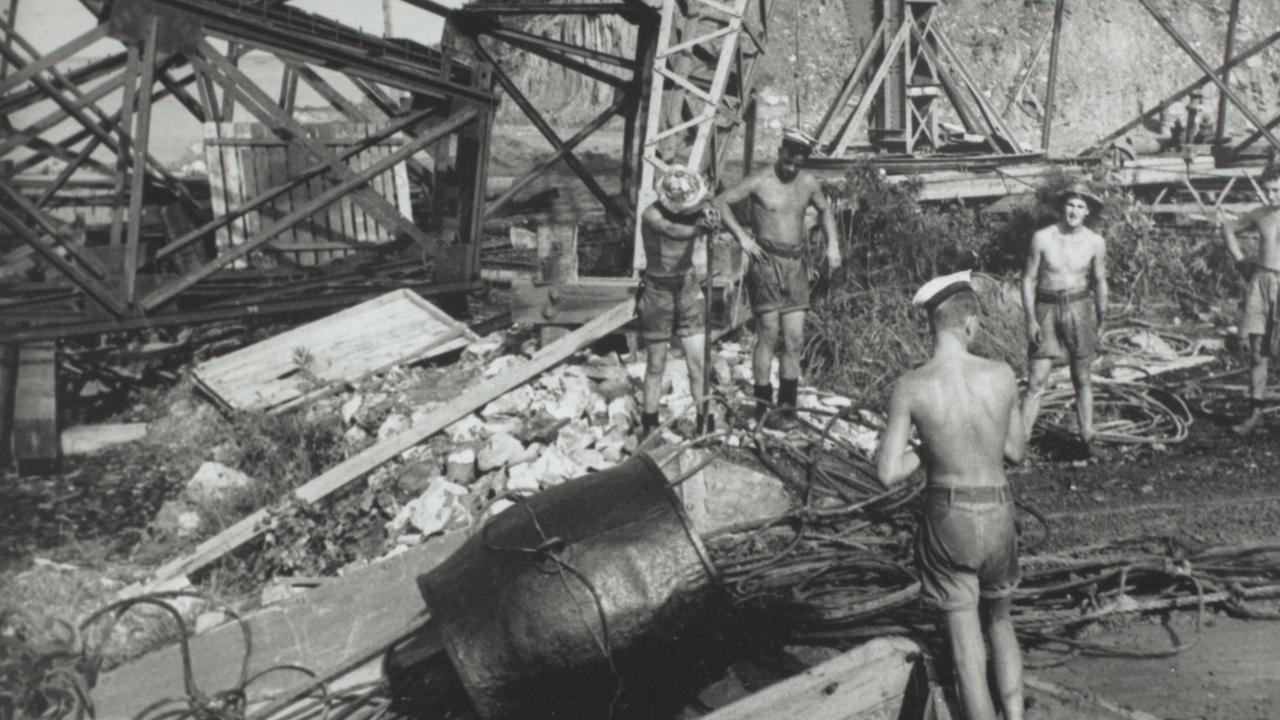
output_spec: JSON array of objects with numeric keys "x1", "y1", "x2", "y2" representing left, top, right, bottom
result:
[
  {"x1": 779, "y1": 377, "x2": 799, "y2": 410},
  {"x1": 696, "y1": 413, "x2": 716, "y2": 434},
  {"x1": 753, "y1": 384, "x2": 773, "y2": 420},
  {"x1": 641, "y1": 411, "x2": 660, "y2": 436}
]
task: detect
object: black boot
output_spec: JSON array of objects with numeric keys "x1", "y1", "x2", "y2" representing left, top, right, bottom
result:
[
  {"x1": 641, "y1": 411, "x2": 660, "y2": 438},
  {"x1": 765, "y1": 377, "x2": 800, "y2": 431},
  {"x1": 753, "y1": 384, "x2": 773, "y2": 424}
]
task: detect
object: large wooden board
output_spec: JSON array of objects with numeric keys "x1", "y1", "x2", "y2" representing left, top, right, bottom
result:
[
  {"x1": 93, "y1": 533, "x2": 467, "y2": 720},
  {"x1": 702, "y1": 637, "x2": 921, "y2": 720},
  {"x1": 193, "y1": 289, "x2": 474, "y2": 411}
]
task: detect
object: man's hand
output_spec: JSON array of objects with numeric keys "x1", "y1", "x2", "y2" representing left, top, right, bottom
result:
[
  {"x1": 1026, "y1": 318, "x2": 1042, "y2": 346},
  {"x1": 738, "y1": 234, "x2": 765, "y2": 260},
  {"x1": 826, "y1": 243, "x2": 843, "y2": 272},
  {"x1": 697, "y1": 206, "x2": 721, "y2": 231}
]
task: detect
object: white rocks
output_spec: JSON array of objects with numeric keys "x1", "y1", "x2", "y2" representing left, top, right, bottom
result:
[
  {"x1": 194, "y1": 610, "x2": 230, "y2": 635},
  {"x1": 341, "y1": 394, "x2": 363, "y2": 425},
  {"x1": 464, "y1": 333, "x2": 505, "y2": 361},
  {"x1": 443, "y1": 413, "x2": 488, "y2": 443},
  {"x1": 505, "y1": 463, "x2": 541, "y2": 493},
  {"x1": 186, "y1": 462, "x2": 255, "y2": 502},
  {"x1": 506, "y1": 446, "x2": 581, "y2": 491},
  {"x1": 445, "y1": 447, "x2": 478, "y2": 485},
  {"x1": 482, "y1": 498, "x2": 516, "y2": 520},
  {"x1": 344, "y1": 425, "x2": 369, "y2": 445},
  {"x1": 155, "y1": 500, "x2": 203, "y2": 537},
  {"x1": 607, "y1": 395, "x2": 637, "y2": 431},
  {"x1": 711, "y1": 356, "x2": 734, "y2": 386},
  {"x1": 484, "y1": 354, "x2": 525, "y2": 378},
  {"x1": 377, "y1": 413, "x2": 411, "y2": 442},
  {"x1": 387, "y1": 479, "x2": 471, "y2": 537},
  {"x1": 555, "y1": 419, "x2": 599, "y2": 455},
  {"x1": 481, "y1": 385, "x2": 535, "y2": 418},
  {"x1": 545, "y1": 380, "x2": 591, "y2": 421},
  {"x1": 478, "y1": 432, "x2": 525, "y2": 472},
  {"x1": 577, "y1": 448, "x2": 608, "y2": 471}
]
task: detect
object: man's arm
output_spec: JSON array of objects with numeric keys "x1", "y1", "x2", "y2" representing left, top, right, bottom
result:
[
  {"x1": 642, "y1": 205, "x2": 700, "y2": 240},
  {"x1": 1021, "y1": 233, "x2": 1044, "y2": 343},
  {"x1": 1221, "y1": 208, "x2": 1264, "y2": 264},
  {"x1": 809, "y1": 177, "x2": 842, "y2": 271},
  {"x1": 1091, "y1": 234, "x2": 1108, "y2": 325},
  {"x1": 712, "y1": 175, "x2": 763, "y2": 259},
  {"x1": 876, "y1": 380, "x2": 922, "y2": 487}
]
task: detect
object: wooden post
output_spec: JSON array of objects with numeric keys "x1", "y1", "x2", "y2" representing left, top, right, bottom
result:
[
  {"x1": 1216, "y1": 0, "x2": 1242, "y2": 144},
  {"x1": 124, "y1": 18, "x2": 159, "y2": 305},
  {"x1": 1041, "y1": 0, "x2": 1067, "y2": 152},
  {"x1": 0, "y1": 344, "x2": 16, "y2": 463},
  {"x1": 12, "y1": 342, "x2": 59, "y2": 472}
]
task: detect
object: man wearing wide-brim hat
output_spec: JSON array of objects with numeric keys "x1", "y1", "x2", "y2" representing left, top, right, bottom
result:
[
  {"x1": 712, "y1": 127, "x2": 842, "y2": 430},
  {"x1": 1021, "y1": 180, "x2": 1109, "y2": 459},
  {"x1": 635, "y1": 164, "x2": 719, "y2": 438}
]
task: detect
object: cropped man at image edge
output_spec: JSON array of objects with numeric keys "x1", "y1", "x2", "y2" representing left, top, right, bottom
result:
[{"x1": 876, "y1": 271, "x2": 1027, "y2": 720}]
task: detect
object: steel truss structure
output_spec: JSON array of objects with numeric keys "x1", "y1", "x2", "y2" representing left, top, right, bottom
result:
[{"x1": 0, "y1": 0, "x2": 495, "y2": 343}]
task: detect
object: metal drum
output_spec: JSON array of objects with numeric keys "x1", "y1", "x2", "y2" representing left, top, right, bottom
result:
[{"x1": 417, "y1": 453, "x2": 720, "y2": 719}]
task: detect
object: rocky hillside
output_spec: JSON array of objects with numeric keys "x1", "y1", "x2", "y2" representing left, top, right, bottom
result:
[{"x1": 482, "y1": 0, "x2": 1280, "y2": 154}]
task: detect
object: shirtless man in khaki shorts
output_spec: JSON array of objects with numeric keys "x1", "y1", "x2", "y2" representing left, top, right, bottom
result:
[
  {"x1": 713, "y1": 128, "x2": 841, "y2": 429},
  {"x1": 637, "y1": 165, "x2": 717, "y2": 438},
  {"x1": 1021, "y1": 182, "x2": 1109, "y2": 458},
  {"x1": 877, "y1": 271, "x2": 1027, "y2": 720},
  {"x1": 1221, "y1": 165, "x2": 1280, "y2": 435}
]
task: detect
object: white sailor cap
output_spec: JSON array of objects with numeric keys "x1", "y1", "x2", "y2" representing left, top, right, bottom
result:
[
  {"x1": 912, "y1": 270, "x2": 973, "y2": 312},
  {"x1": 781, "y1": 127, "x2": 818, "y2": 153}
]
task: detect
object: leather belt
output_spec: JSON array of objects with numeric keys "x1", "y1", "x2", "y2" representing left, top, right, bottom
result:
[
  {"x1": 1036, "y1": 287, "x2": 1091, "y2": 305},
  {"x1": 928, "y1": 485, "x2": 1013, "y2": 504},
  {"x1": 644, "y1": 272, "x2": 694, "y2": 290},
  {"x1": 757, "y1": 238, "x2": 804, "y2": 259}
]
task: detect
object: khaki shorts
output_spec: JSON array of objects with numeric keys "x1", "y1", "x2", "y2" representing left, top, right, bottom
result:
[
  {"x1": 1029, "y1": 289, "x2": 1096, "y2": 362},
  {"x1": 1240, "y1": 269, "x2": 1280, "y2": 356},
  {"x1": 747, "y1": 242, "x2": 809, "y2": 315},
  {"x1": 917, "y1": 487, "x2": 1020, "y2": 612},
  {"x1": 638, "y1": 273, "x2": 704, "y2": 346}
]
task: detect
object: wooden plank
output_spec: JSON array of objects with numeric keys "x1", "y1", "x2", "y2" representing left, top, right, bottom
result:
[
  {"x1": 240, "y1": 124, "x2": 265, "y2": 263},
  {"x1": 96, "y1": 533, "x2": 467, "y2": 720},
  {"x1": 60, "y1": 423, "x2": 148, "y2": 455},
  {"x1": 701, "y1": 637, "x2": 920, "y2": 720},
  {"x1": 140, "y1": 299, "x2": 636, "y2": 588},
  {"x1": 12, "y1": 341, "x2": 58, "y2": 467},
  {"x1": 194, "y1": 289, "x2": 475, "y2": 411},
  {"x1": 203, "y1": 122, "x2": 231, "y2": 253},
  {"x1": 223, "y1": 125, "x2": 248, "y2": 268}
]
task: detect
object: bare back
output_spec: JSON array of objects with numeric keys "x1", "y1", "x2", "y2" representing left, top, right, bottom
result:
[
  {"x1": 1031, "y1": 224, "x2": 1104, "y2": 292},
  {"x1": 901, "y1": 356, "x2": 1018, "y2": 488},
  {"x1": 747, "y1": 168, "x2": 818, "y2": 247}
]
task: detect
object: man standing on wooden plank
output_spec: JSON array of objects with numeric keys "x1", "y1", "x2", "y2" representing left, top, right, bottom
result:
[
  {"x1": 1220, "y1": 165, "x2": 1280, "y2": 435},
  {"x1": 1020, "y1": 181, "x2": 1109, "y2": 458},
  {"x1": 876, "y1": 271, "x2": 1027, "y2": 720},
  {"x1": 713, "y1": 129, "x2": 841, "y2": 430},
  {"x1": 638, "y1": 165, "x2": 717, "y2": 438}
]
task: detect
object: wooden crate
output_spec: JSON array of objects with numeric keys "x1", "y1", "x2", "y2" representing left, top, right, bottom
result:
[
  {"x1": 193, "y1": 289, "x2": 475, "y2": 412},
  {"x1": 203, "y1": 122, "x2": 413, "y2": 268}
]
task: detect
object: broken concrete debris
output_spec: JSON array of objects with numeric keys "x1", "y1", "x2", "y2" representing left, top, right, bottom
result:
[{"x1": 185, "y1": 461, "x2": 256, "y2": 502}]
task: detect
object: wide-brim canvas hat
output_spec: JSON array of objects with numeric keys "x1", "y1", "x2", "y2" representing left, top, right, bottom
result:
[
  {"x1": 656, "y1": 164, "x2": 707, "y2": 213},
  {"x1": 1054, "y1": 181, "x2": 1103, "y2": 213}
]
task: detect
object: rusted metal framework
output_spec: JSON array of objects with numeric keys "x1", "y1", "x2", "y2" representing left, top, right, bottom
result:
[{"x1": 0, "y1": 0, "x2": 495, "y2": 343}]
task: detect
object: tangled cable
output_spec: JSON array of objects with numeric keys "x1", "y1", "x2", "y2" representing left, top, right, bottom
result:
[{"x1": 1034, "y1": 379, "x2": 1193, "y2": 445}]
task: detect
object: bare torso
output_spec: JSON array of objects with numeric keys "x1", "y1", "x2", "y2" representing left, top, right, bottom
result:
[
  {"x1": 1250, "y1": 208, "x2": 1280, "y2": 270},
  {"x1": 1033, "y1": 224, "x2": 1103, "y2": 292},
  {"x1": 902, "y1": 356, "x2": 1016, "y2": 488},
  {"x1": 748, "y1": 168, "x2": 818, "y2": 246},
  {"x1": 640, "y1": 204, "x2": 700, "y2": 276}
]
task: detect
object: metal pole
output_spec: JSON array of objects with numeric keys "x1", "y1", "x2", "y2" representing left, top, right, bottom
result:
[
  {"x1": 1040, "y1": 0, "x2": 1066, "y2": 151},
  {"x1": 1134, "y1": 0, "x2": 1280, "y2": 154},
  {"x1": 1216, "y1": 0, "x2": 1242, "y2": 143}
]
